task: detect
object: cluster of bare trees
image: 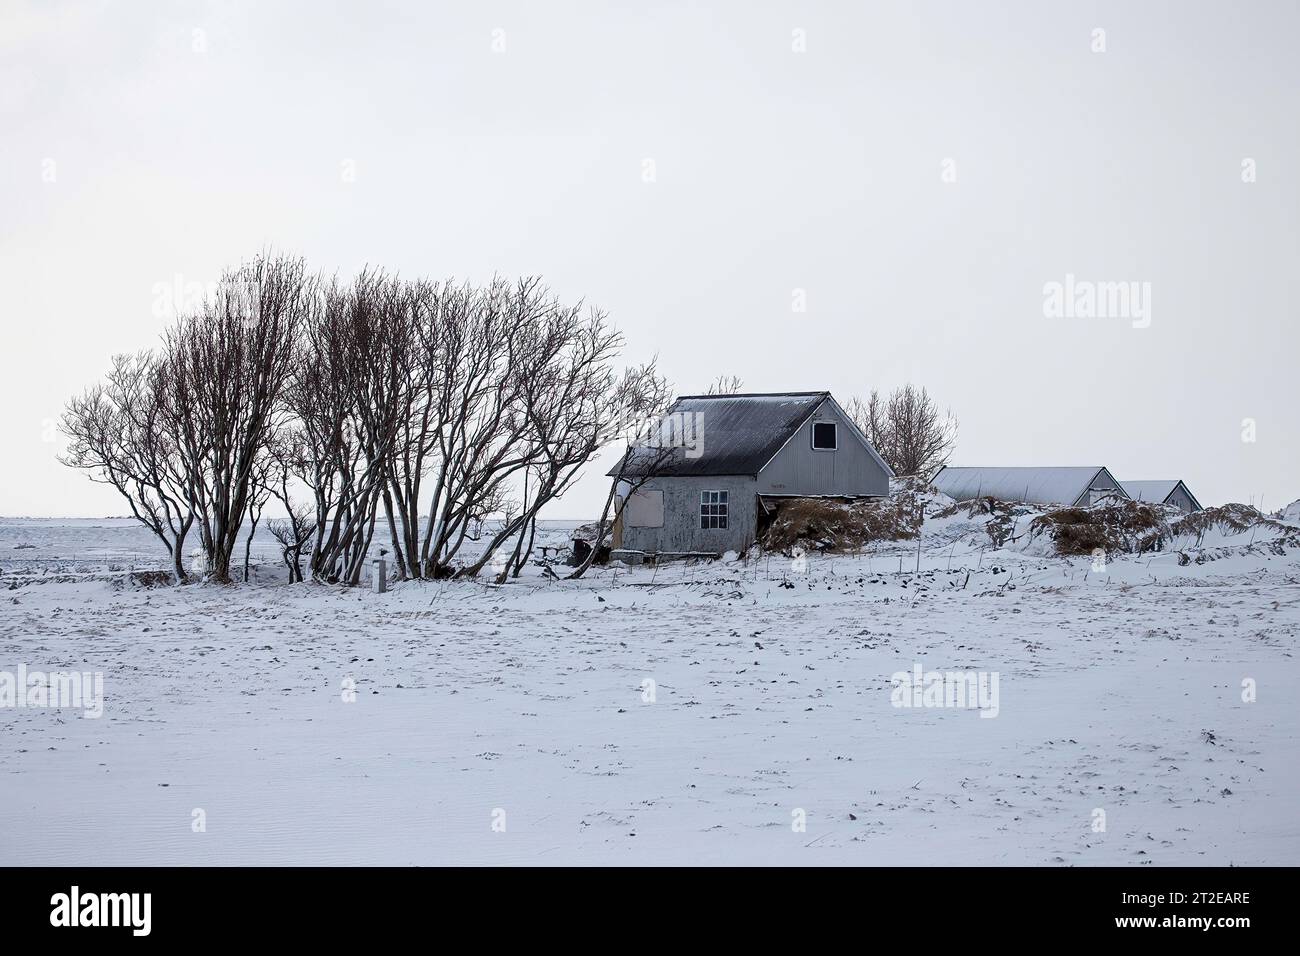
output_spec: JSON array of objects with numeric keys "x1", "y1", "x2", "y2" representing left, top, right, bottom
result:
[
  {"x1": 703, "y1": 374, "x2": 744, "y2": 396},
  {"x1": 62, "y1": 254, "x2": 667, "y2": 585},
  {"x1": 846, "y1": 384, "x2": 958, "y2": 479}
]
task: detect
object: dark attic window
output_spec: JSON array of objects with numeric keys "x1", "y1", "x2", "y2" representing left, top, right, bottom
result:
[{"x1": 812, "y1": 421, "x2": 837, "y2": 450}]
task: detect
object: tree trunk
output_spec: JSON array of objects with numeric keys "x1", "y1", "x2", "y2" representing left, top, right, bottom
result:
[
  {"x1": 381, "y1": 488, "x2": 409, "y2": 580},
  {"x1": 512, "y1": 515, "x2": 537, "y2": 579},
  {"x1": 568, "y1": 482, "x2": 618, "y2": 580},
  {"x1": 171, "y1": 521, "x2": 191, "y2": 585},
  {"x1": 243, "y1": 516, "x2": 259, "y2": 583}
]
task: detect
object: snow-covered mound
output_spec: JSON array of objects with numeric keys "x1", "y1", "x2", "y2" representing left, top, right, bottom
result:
[{"x1": 1023, "y1": 500, "x2": 1181, "y2": 557}]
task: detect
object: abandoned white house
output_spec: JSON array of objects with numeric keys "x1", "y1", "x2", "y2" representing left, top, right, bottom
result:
[
  {"x1": 1119, "y1": 479, "x2": 1203, "y2": 513},
  {"x1": 931, "y1": 466, "x2": 1128, "y2": 508},
  {"x1": 607, "y1": 392, "x2": 892, "y2": 558}
]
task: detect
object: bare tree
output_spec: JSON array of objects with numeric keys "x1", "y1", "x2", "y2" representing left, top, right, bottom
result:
[
  {"x1": 463, "y1": 310, "x2": 659, "y2": 582},
  {"x1": 329, "y1": 269, "x2": 416, "y2": 585},
  {"x1": 61, "y1": 352, "x2": 196, "y2": 584},
  {"x1": 846, "y1": 384, "x2": 957, "y2": 479},
  {"x1": 567, "y1": 372, "x2": 675, "y2": 580},
  {"x1": 242, "y1": 449, "x2": 274, "y2": 583},
  {"x1": 284, "y1": 271, "x2": 409, "y2": 584},
  {"x1": 162, "y1": 253, "x2": 313, "y2": 582},
  {"x1": 284, "y1": 276, "x2": 370, "y2": 582},
  {"x1": 381, "y1": 278, "x2": 472, "y2": 580},
  {"x1": 286, "y1": 273, "x2": 546, "y2": 584},
  {"x1": 262, "y1": 429, "x2": 313, "y2": 583},
  {"x1": 881, "y1": 384, "x2": 958, "y2": 478},
  {"x1": 704, "y1": 374, "x2": 744, "y2": 395},
  {"x1": 844, "y1": 390, "x2": 888, "y2": 451},
  {"x1": 412, "y1": 277, "x2": 545, "y2": 578},
  {"x1": 268, "y1": 502, "x2": 314, "y2": 583}
]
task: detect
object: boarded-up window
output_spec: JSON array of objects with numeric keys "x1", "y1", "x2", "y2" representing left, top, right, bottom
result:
[{"x1": 624, "y1": 489, "x2": 664, "y2": 528}]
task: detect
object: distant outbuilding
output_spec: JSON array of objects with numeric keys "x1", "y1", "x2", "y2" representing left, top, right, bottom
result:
[
  {"x1": 1119, "y1": 479, "x2": 1203, "y2": 513},
  {"x1": 931, "y1": 466, "x2": 1128, "y2": 508}
]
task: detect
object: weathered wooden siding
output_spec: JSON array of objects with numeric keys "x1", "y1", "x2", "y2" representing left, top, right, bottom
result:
[{"x1": 618, "y1": 475, "x2": 759, "y2": 555}]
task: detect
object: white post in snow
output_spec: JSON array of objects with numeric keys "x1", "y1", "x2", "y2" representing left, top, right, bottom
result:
[{"x1": 372, "y1": 557, "x2": 387, "y2": 594}]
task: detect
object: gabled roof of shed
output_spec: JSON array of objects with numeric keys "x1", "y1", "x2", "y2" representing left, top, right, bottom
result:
[
  {"x1": 1120, "y1": 480, "x2": 1202, "y2": 510},
  {"x1": 1118, "y1": 480, "x2": 1180, "y2": 502},
  {"x1": 931, "y1": 466, "x2": 1127, "y2": 507},
  {"x1": 607, "y1": 392, "x2": 830, "y2": 478}
]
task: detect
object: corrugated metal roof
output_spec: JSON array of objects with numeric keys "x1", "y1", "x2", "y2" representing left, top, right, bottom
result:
[
  {"x1": 608, "y1": 392, "x2": 829, "y2": 477},
  {"x1": 1119, "y1": 480, "x2": 1180, "y2": 503},
  {"x1": 932, "y1": 466, "x2": 1125, "y2": 507},
  {"x1": 1120, "y1": 480, "x2": 1201, "y2": 510}
]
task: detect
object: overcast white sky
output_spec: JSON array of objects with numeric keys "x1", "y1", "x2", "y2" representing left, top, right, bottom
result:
[{"x1": 2, "y1": 0, "x2": 1297, "y2": 518}]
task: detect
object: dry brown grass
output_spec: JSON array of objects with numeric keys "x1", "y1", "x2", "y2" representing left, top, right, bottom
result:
[
  {"x1": 1171, "y1": 503, "x2": 1261, "y2": 538},
  {"x1": 1169, "y1": 503, "x2": 1300, "y2": 548},
  {"x1": 1028, "y1": 500, "x2": 1178, "y2": 557},
  {"x1": 761, "y1": 496, "x2": 922, "y2": 553}
]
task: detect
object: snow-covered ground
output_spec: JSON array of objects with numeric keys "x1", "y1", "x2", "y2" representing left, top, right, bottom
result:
[{"x1": 2, "y1": 512, "x2": 1298, "y2": 865}]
